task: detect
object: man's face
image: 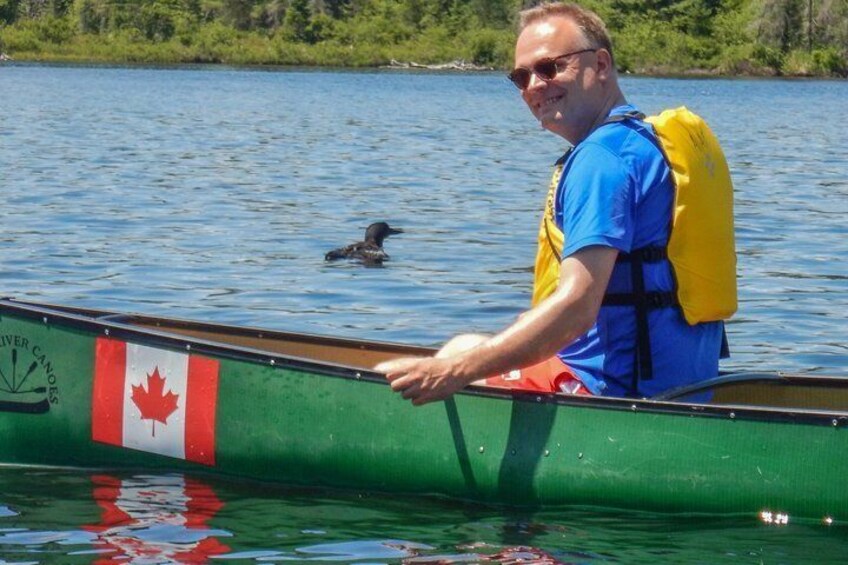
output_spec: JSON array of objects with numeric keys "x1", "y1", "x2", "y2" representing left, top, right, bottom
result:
[{"x1": 513, "y1": 16, "x2": 604, "y2": 143}]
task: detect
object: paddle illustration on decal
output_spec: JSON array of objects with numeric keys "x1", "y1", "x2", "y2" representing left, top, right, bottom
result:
[{"x1": 0, "y1": 335, "x2": 60, "y2": 414}]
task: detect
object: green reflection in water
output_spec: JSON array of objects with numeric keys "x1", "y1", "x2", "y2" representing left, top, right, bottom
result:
[{"x1": 0, "y1": 468, "x2": 845, "y2": 564}]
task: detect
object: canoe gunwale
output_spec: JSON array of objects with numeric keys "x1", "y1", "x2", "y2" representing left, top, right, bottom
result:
[
  {"x1": 0, "y1": 297, "x2": 372, "y2": 382},
  {"x1": 2, "y1": 297, "x2": 847, "y2": 427},
  {"x1": 0, "y1": 298, "x2": 435, "y2": 357}
]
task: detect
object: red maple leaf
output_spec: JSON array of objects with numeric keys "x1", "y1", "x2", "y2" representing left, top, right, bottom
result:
[{"x1": 131, "y1": 367, "x2": 179, "y2": 437}]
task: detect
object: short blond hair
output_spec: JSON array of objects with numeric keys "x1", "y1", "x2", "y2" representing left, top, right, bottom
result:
[{"x1": 519, "y1": 2, "x2": 615, "y2": 64}]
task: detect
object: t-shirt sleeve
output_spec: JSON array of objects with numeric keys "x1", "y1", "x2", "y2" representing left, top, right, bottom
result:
[{"x1": 559, "y1": 143, "x2": 635, "y2": 258}]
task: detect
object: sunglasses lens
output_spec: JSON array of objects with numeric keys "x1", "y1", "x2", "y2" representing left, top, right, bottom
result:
[
  {"x1": 508, "y1": 58, "x2": 562, "y2": 90},
  {"x1": 508, "y1": 68, "x2": 531, "y2": 90},
  {"x1": 534, "y1": 59, "x2": 559, "y2": 80}
]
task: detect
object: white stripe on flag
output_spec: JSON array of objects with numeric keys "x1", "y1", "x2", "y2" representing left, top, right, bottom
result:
[{"x1": 122, "y1": 344, "x2": 189, "y2": 460}]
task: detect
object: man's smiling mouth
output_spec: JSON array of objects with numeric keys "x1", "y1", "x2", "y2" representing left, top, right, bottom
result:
[{"x1": 536, "y1": 94, "x2": 564, "y2": 111}]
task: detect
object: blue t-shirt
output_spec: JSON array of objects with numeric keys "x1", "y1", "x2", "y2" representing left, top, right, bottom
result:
[{"x1": 554, "y1": 105, "x2": 723, "y2": 398}]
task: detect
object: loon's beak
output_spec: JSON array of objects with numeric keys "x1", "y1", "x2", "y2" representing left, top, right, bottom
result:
[{"x1": 389, "y1": 227, "x2": 404, "y2": 235}]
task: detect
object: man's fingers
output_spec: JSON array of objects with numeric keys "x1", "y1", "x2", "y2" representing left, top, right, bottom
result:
[
  {"x1": 389, "y1": 373, "x2": 414, "y2": 392},
  {"x1": 374, "y1": 356, "x2": 450, "y2": 406},
  {"x1": 411, "y1": 388, "x2": 445, "y2": 406},
  {"x1": 374, "y1": 357, "x2": 421, "y2": 379},
  {"x1": 386, "y1": 372, "x2": 428, "y2": 401},
  {"x1": 386, "y1": 373, "x2": 423, "y2": 401},
  {"x1": 401, "y1": 382, "x2": 419, "y2": 400}
]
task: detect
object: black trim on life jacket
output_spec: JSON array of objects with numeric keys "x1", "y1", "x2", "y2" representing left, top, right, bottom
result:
[
  {"x1": 602, "y1": 245, "x2": 676, "y2": 391},
  {"x1": 605, "y1": 247, "x2": 677, "y2": 308},
  {"x1": 615, "y1": 246, "x2": 668, "y2": 263},
  {"x1": 603, "y1": 291, "x2": 678, "y2": 308},
  {"x1": 545, "y1": 225, "x2": 562, "y2": 263}
]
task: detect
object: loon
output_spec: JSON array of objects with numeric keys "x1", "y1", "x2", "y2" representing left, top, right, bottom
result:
[{"x1": 325, "y1": 222, "x2": 403, "y2": 265}]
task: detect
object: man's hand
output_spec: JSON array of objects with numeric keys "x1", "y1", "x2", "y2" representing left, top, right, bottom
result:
[
  {"x1": 376, "y1": 247, "x2": 618, "y2": 406},
  {"x1": 374, "y1": 356, "x2": 472, "y2": 406}
]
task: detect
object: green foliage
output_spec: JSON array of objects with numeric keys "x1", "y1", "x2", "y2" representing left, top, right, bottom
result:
[
  {"x1": 711, "y1": 0, "x2": 755, "y2": 46},
  {"x1": 281, "y1": 0, "x2": 309, "y2": 41},
  {"x1": 73, "y1": 0, "x2": 109, "y2": 33},
  {"x1": 4, "y1": 14, "x2": 74, "y2": 43},
  {"x1": 751, "y1": 42, "x2": 785, "y2": 69},
  {"x1": 614, "y1": 16, "x2": 720, "y2": 73},
  {"x1": 785, "y1": 47, "x2": 848, "y2": 76},
  {"x1": 138, "y1": 0, "x2": 181, "y2": 40},
  {"x1": 250, "y1": 0, "x2": 284, "y2": 28},
  {"x1": 715, "y1": 42, "x2": 781, "y2": 74},
  {"x1": 41, "y1": 14, "x2": 74, "y2": 41},
  {"x1": 813, "y1": 0, "x2": 848, "y2": 50},
  {"x1": 467, "y1": 0, "x2": 495, "y2": 26},
  {"x1": 1, "y1": 0, "x2": 19, "y2": 24},
  {"x1": 0, "y1": 0, "x2": 846, "y2": 76},
  {"x1": 753, "y1": 0, "x2": 804, "y2": 51},
  {"x1": 183, "y1": 20, "x2": 239, "y2": 60},
  {"x1": 0, "y1": 20, "x2": 44, "y2": 51},
  {"x1": 466, "y1": 27, "x2": 511, "y2": 66},
  {"x1": 338, "y1": 0, "x2": 415, "y2": 45}
]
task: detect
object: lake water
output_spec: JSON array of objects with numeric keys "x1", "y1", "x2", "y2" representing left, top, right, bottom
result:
[{"x1": 1, "y1": 64, "x2": 847, "y2": 562}]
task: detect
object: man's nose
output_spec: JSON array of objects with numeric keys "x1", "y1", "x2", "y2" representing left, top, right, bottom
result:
[{"x1": 526, "y1": 72, "x2": 546, "y2": 91}]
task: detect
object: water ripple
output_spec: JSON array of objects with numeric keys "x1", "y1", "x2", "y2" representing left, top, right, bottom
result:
[{"x1": 0, "y1": 66, "x2": 846, "y2": 374}]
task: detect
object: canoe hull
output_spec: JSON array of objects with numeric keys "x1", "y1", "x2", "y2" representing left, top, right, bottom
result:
[{"x1": 1, "y1": 300, "x2": 845, "y2": 521}]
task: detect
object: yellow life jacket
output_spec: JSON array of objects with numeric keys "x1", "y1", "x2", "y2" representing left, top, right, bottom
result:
[
  {"x1": 531, "y1": 107, "x2": 737, "y2": 325},
  {"x1": 531, "y1": 156, "x2": 567, "y2": 307}
]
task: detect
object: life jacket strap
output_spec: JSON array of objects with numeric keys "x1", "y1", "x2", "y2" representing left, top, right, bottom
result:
[
  {"x1": 604, "y1": 111, "x2": 647, "y2": 123},
  {"x1": 631, "y1": 245, "x2": 652, "y2": 391},
  {"x1": 602, "y1": 291, "x2": 678, "y2": 308},
  {"x1": 545, "y1": 222, "x2": 562, "y2": 263},
  {"x1": 599, "y1": 244, "x2": 675, "y2": 393},
  {"x1": 615, "y1": 246, "x2": 668, "y2": 263}
]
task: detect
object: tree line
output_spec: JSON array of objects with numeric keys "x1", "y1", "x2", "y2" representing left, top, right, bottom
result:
[{"x1": 1, "y1": 0, "x2": 846, "y2": 76}]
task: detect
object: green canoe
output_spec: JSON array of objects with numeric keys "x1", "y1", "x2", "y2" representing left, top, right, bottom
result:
[{"x1": 0, "y1": 298, "x2": 845, "y2": 522}]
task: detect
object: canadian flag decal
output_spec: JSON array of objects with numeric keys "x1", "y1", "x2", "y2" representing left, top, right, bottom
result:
[{"x1": 92, "y1": 337, "x2": 219, "y2": 465}]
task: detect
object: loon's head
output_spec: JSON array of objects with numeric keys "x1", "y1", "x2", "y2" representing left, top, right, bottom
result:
[{"x1": 364, "y1": 222, "x2": 403, "y2": 246}]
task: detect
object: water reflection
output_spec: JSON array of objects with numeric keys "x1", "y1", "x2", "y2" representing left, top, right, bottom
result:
[
  {"x1": 402, "y1": 546, "x2": 572, "y2": 564},
  {"x1": 85, "y1": 474, "x2": 231, "y2": 563},
  {"x1": 0, "y1": 467, "x2": 847, "y2": 563}
]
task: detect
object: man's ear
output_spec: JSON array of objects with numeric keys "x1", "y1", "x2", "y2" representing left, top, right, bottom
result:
[{"x1": 595, "y1": 48, "x2": 615, "y2": 80}]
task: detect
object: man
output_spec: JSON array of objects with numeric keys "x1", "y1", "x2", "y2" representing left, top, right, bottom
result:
[{"x1": 376, "y1": 2, "x2": 734, "y2": 404}]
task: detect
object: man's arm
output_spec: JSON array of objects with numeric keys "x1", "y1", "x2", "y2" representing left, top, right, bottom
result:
[{"x1": 375, "y1": 245, "x2": 619, "y2": 405}]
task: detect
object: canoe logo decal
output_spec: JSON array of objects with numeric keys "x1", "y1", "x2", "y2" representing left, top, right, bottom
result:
[{"x1": 0, "y1": 334, "x2": 59, "y2": 414}]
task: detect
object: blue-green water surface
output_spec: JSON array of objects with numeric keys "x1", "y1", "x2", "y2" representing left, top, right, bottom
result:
[
  {"x1": 1, "y1": 468, "x2": 847, "y2": 564},
  {"x1": 0, "y1": 64, "x2": 847, "y2": 562}
]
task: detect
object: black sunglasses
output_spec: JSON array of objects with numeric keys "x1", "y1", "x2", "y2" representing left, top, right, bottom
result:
[{"x1": 507, "y1": 48, "x2": 597, "y2": 90}]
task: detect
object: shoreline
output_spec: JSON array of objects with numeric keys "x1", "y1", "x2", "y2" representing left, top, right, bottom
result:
[{"x1": 3, "y1": 55, "x2": 846, "y2": 80}]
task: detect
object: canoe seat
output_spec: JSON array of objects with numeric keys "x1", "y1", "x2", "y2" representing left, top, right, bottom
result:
[{"x1": 655, "y1": 372, "x2": 848, "y2": 412}]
